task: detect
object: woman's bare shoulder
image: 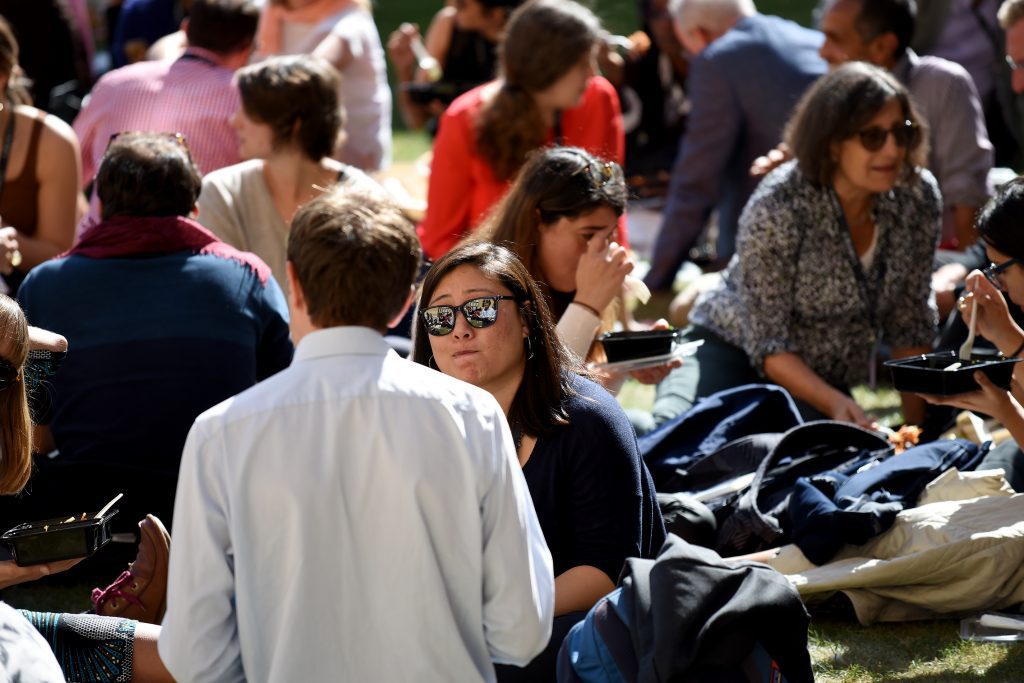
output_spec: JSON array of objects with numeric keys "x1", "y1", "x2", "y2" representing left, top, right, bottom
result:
[{"x1": 15, "y1": 105, "x2": 79, "y2": 155}]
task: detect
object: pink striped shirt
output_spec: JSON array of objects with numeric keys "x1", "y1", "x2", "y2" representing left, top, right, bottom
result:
[{"x1": 73, "y1": 48, "x2": 242, "y2": 186}]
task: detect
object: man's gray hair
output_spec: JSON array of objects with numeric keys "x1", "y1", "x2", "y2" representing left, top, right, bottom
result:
[
  {"x1": 999, "y1": 0, "x2": 1024, "y2": 29},
  {"x1": 670, "y1": 0, "x2": 757, "y2": 33}
]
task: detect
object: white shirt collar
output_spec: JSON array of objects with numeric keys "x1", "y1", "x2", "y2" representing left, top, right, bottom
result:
[{"x1": 293, "y1": 326, "x2": 393, "y2": 363}]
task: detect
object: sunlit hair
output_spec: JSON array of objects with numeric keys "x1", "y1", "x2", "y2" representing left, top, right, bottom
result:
[
  {"x1": 475, "y1": 146, "x2": 626, "y2": 315},
  {"x1": 0, "y1": 17, "x2": 31, "y2": 105},
  {"x1": 784, "y1": 61, "x2": 928, "y2": 187},
  {"x1": 476, "y1": 0, "x2": 602, "y2": 181},
  {"x1": 288, "y1": 187, "x2": 421, "y2": 330},
  {"x1": 237, "y1": 55, "x2": 345, "y2": 161},
  {"x1": 411, "y1": 242, "x2": 579, "y2": 438},
  {"x1": 0, "y1": 295, "x2": 31, "y2": 495},
  {"x1": 999, "y1": 0, "x2": 1024, "y2": 29},
  {"x1": 670, "y1": 0, "x2": 756, "y2": 35},
  {"x1": 978, "y1": 177, "x2": 1024, "y2": 260}
]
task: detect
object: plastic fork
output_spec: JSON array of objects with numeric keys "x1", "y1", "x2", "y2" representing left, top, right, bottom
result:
[{"x1": 959, "y1": 296, "x2": 978, "y2": 361}]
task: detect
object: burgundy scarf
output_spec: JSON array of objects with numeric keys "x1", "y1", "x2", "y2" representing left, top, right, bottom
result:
[{"x1": 65, "y1": 215, "x2": 271, "y2": 285}]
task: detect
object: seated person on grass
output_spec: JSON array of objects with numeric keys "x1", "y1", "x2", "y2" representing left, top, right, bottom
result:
[
  {"x1": 921, "y1": 177, "x2": 1024, "y2": 491},
  {"x1": 5, "y1": 132, "x2": 292, "y2": 531}
]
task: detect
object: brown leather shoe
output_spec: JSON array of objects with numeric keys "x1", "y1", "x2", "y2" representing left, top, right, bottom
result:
[{"x1": 91, "y1": 514, "x2": 170, "y2": 624}]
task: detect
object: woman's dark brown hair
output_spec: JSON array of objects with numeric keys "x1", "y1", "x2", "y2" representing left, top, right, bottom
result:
[
  {"x1": 0, "y1": 295, "x2": 31, "y2": 495},
  {"x1": 237, "y1": 55, "x2": 345, "y2": 161},
  {"x1": 411, "y1": 241, "x2": 579, "y2": 438},
  {"x1": 784, "y1": 61, "x2": 929, "y2": 187},
  {"x1": 0, "y1": 17, "x2": 32, "y2": 106},
  {"x1": 476, "y1": 146, "x2": 626, "y2": 306},
  {"x1": 476, "y1": 0, "x2": 602, "y2": 181},
  {"x1": 977, "y1": 176, "x2": 1024, "y2": 260}
]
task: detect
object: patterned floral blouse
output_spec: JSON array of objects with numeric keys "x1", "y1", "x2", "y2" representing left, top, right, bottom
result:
[{"x1": 690, "y1": 160, "x2": 941, "y2": 390}]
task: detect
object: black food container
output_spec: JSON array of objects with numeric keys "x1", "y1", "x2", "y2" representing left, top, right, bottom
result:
[
  {"x1": 885, "y1": 349, "x2": 1023, "y2": 396},
  {"x1": 1, "y1": 508, "x2": 118, "y2": 566},
  {"x1": 598, "y1": 329, "x2": 683, "y2": 363}
]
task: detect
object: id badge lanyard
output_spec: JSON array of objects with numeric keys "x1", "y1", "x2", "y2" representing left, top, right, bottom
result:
[{"x1": 831, "y1": 190, "x2": 887, "y2": 388}]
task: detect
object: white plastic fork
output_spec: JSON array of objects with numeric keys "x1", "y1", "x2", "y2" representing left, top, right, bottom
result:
[{"x1": 959, "y1": 296, "x2": 978, "y2": 361}]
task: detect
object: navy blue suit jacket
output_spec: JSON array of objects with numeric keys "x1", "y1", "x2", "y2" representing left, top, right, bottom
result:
[{"x1": 646, "y1": 14, "x2": 825, "y2": 289}]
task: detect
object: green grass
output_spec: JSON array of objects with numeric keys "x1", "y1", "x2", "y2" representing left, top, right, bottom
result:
[
  {"x1": 393, "y1": 128, "x2": 432, "y2": 162},
  {"x1": 811, "y1": 619, "x2": 1024, "y2": 682}
]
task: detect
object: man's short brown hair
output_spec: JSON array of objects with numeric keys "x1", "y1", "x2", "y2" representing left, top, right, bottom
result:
[
  {"x1": 97, "y1": 133, "x2": 202, "y2": 220},
  {"x1": 287, "y1": 189, "x2": 421, "y2": 330}
]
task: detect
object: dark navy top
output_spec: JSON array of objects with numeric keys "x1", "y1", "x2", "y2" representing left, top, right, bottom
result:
[
  {"x1": 522, "y1": 374, "x2": 665, "y2": 583},
  {"x1": 18, "y1": 249, "x2": 293, "y2": 480}
]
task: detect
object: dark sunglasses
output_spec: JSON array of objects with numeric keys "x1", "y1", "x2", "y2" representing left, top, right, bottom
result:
[
  {"x1": 0, "y1": 358, "x2": 21, "y2": 391},
  {"x1": 856, "y1": 120, "x2": 920, "y2": 152},
  {"x1": 564, "y1": 150, "x2": 624, "y2": 188},
  {"x1": 983, "y1": 258, "x2": 1022, "y2": 288},
  {"x1": 420, "y1": 296, "x2": 517, "y2": 336}
]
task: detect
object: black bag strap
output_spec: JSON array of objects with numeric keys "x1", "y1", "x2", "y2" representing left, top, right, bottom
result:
[{"x1": 0, "y1": 108, "x2": 16, "y2": 201}]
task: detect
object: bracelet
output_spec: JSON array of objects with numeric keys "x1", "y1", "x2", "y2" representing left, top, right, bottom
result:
[
  {"x1": 571, "y1": 300, "x2": 602, "y2": 318},
  {"x1": 1011, "y1": 338, "x2": 1024, "y2": 359}
]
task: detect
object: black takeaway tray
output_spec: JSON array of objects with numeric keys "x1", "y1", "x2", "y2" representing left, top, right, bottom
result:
[
  {"x1": 1, "y1": 508, "x2": 118, "y2": 566},
  {"x1": 885, "y1": 349, "x2": 1023, "y2": 396},
  {"x1": 598, "y1": 329, "x2": 686, "y2": 363}
]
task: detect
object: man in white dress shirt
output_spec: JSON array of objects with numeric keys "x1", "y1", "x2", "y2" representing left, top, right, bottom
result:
[{"x1": 158, "y1": 188, "x2": 554, "y2": 682}]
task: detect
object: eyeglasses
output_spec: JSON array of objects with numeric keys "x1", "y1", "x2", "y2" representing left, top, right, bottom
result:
[
  {"x1": 0, "y1": 358, "x2": 21, "y2": 391},
  {"x1": 420, "y1": 296, "x2": 518, "y2": 336},
  {"x1": 983, "y1": 258, "x2": 1022, "y2": 289},
  {"x1": 1006, "y1": 55, "x2": 1024, "y2": 71},
  {"x1": 856, "y1": 120, "x2": 920, "y2": 152}
]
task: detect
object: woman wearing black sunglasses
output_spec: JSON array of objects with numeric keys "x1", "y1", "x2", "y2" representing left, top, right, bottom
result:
[
  {"x1": 653, "y1": 62, "x2": 939, "y2": 427},
  {"x1": 922, "y1": 179, "x2": 1024, "y2": 488},
  {"x1": 411, "y1": 241, "x2": 663, "y2": 682}
]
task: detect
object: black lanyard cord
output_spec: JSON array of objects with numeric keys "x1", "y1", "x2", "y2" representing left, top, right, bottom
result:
[{"x1": 0, "y1": 104, "x2": 15, "y2": 201}]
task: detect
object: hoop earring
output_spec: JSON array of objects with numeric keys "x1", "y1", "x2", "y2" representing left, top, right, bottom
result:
[
  {"x1": 427, "y1": 355, "x2": 438, "y2": 370},
  {"x1": 525, "y1": 337, "x2": 535, "y2": 361}
]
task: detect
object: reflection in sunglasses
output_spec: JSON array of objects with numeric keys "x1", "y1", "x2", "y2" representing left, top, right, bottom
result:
[{"x1": 421, "y1": 296, "x2": 518, "y2": 336}]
